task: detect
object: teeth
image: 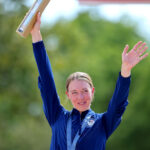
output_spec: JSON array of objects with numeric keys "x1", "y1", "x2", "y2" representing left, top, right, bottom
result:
[{"x1": 79, "y1": 102, "x2": 85, "y2": 105}]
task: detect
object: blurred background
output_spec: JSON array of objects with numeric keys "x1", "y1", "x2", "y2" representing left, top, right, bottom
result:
[{"x1": 0, "y1": 0, "x2": 150, "y2": 150}]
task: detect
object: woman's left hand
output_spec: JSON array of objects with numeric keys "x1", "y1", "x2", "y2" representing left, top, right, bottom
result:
[{"x1": 121, "y1": 41, "x2": 149, "y2": 77}]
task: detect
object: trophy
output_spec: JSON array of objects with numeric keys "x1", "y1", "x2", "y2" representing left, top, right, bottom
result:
[{"x1": 16, "y1": 0, "x2": 50, "y2": 38}]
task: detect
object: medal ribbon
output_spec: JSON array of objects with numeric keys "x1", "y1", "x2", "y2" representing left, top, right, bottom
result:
[{"x1": 67, "y1": 111, "x2": 94, "y2": 150}]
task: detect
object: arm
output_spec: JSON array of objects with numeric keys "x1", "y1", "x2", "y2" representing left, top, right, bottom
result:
[
  {"x1": 103, "y1": 73, "x2": 130, "y2": 139},
  {"x1": 103, "y1": 41, "x2": 149, "y2": 138},
  {"x1": 31, "y1": 13, "x2": 63, "y2": 126}
]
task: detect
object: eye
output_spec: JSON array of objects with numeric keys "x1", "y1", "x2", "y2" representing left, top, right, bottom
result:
[
  {"x1": 72, "y1": 91, "x2": 78, "y2": 95},
  {"x1": 83, "y1": 89, "x2": 88, "y2": 93}
]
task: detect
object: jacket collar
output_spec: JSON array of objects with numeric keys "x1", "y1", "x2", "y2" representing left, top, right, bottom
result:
[{"x1": 71, "y1": 108, "x2": 91, "y2": 121}]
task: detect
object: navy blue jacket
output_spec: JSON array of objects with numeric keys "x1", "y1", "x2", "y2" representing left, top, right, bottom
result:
[{"x1": 32, "y1": 41, "x2": 131, "y2": 150}]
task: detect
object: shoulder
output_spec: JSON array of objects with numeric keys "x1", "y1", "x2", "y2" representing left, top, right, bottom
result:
[{"x1": 90, "y1": 110, "x2": 105, "y2": 121}]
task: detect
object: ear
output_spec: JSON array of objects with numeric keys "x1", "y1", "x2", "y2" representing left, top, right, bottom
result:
[
  {"x1": 92, "y1": 87, "x2": 95, "y2": 95},
  {"x1": 66, "y1": 91, "x2": 69, "y2": 99}
]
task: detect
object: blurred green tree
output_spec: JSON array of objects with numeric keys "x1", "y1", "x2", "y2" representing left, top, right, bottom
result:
[{"x1": 0, "y1": 1, "x2": 150, "y2": 150}]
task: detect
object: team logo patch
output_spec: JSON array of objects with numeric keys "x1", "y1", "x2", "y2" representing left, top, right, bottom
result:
[{"x1": 87, "y1": 119, "x2": 95, "y2": 127}]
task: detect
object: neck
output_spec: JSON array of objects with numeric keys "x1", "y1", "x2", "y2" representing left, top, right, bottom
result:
[
  {"x1": 74, "y1": 108, "x2": 90, "y2": 115},
  {"x1": 79, "y1": 111, "x2": 82, "y2": 115}
]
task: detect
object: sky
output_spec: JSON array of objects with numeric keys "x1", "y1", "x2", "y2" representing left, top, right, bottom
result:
[{"x1": 27, "y1": 0, "x2": 150, "y2": 40}]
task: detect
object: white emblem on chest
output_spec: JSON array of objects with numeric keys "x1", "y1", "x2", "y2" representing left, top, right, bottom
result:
[
  {"x1": 87, "y1": 119, "x2": 95, "y2": 127},
  {"x1": 84, "y1": 115, "x2": 95, "y2": 127}
]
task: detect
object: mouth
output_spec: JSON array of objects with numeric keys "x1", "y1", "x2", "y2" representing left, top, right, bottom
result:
[{"x1": 78, "y1": 102, "x2": 86, "y2": 106}]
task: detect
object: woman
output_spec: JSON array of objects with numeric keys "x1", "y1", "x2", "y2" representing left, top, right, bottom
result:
[{"x1": 30, "y1": 13, "x2": 148, "y2": 150}]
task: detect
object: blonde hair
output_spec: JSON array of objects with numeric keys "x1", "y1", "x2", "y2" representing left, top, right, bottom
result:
[{"x1": 66, "y1": 72, "x2": 94, "y2": 91}]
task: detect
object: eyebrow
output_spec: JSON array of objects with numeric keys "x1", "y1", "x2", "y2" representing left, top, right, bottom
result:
[
  {"x1": 70, "y1": 90, "x2": 77, "y2": 92},
  {"x1": 70, "y1": 88, "x2": 88, "y2": 92}
]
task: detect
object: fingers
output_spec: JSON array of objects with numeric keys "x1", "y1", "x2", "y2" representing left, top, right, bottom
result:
[
  {"x1": 140, "y1": 53, "x2": 149, "y2": 61},
  {"x1": 136, "y1": 41, "x2": 149, "y2": 62},
  {"x1": 132, "y1": 41, "x2": 149, "y2": 57},
  {"x1": 122, "y1": 44, "x2": 129, "y2": 55},
  {"x1": 37, "y1": 12, "x2": 41, "y2": 24},
  {"x1": 136, "y1": 42, "x2": 146, "y2": 54},
  {"x1": 139, "y1": 46, "x2": 148, "y2": 56},
  {"x1": 30, "y1": 12, "x2": 41, "y2": 34},
  {"x1": 132, "y1": 41, "x2": 142, "y2": 51}
]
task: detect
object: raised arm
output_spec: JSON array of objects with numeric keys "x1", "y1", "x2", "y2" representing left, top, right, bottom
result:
[
  {"x1": 103, "y1": 41, "x2": 149, "y2": 138},
  {"x1": 31, "y1": 13, "x2": 63, "y2": 126}
]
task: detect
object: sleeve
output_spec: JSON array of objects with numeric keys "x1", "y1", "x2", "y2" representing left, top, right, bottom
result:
[
  {"x1": 32, "y1": 41, "x2": 63, "y2": 126},
  {"x1": 102, "y1": 72, "x2": 131, "y2": 139}
]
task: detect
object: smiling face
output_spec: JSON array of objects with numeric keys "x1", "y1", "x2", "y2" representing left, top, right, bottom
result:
[{"x1": 66, "y1": 79, "x2": 94, "y2": 114}]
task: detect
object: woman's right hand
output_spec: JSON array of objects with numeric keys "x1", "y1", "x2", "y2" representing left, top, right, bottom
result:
[{"x1": 31, "y1": 12, "x2": 42, "y2": 43}]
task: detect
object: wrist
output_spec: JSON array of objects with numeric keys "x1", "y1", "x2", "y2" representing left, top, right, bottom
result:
[
  {"x1": 121, "y1": 63, "x2": 131, "y2": 77},
  {"x1": 31, "y1": 31, "x2": 42, "y2": 43}
]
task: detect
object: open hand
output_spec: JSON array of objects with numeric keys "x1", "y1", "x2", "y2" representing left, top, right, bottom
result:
[
  {"x1": 122, "y1": 41, "x2": 149, "y2": 70},
  {"x1": 121, "y1": 41, "x2": 149, "y2": 77}
]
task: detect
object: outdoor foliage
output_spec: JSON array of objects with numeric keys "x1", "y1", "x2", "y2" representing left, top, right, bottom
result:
[{"x1": 0, "y1": 1, "x2": 150, "y2": 150}]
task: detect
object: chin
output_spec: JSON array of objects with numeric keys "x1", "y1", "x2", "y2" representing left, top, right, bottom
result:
[{"x1": 77, "y1": 107, "x2": 89, "y2": 112}]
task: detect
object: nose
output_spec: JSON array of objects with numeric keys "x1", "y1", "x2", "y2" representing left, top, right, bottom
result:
[{"x1": 79, "y1": 93, "x2": 84, "y2": 100}]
